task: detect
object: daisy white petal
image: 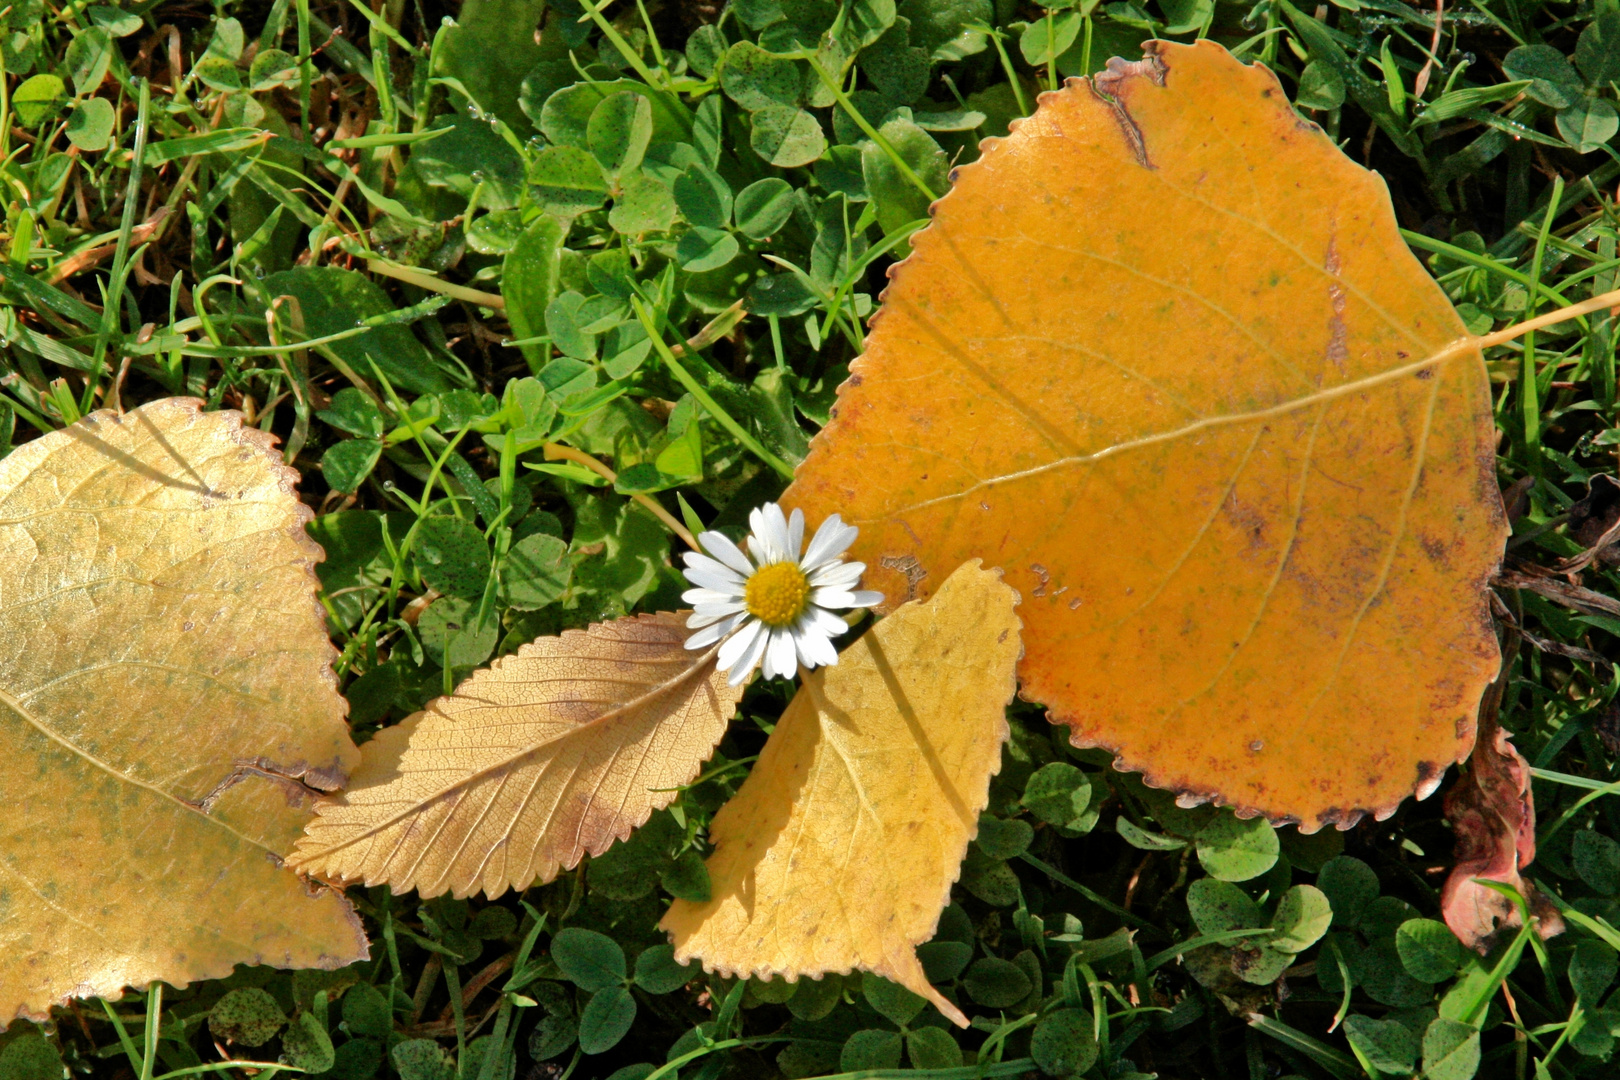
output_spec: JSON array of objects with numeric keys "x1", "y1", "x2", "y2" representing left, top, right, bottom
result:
[
  {"x1": 810, "y1": 587, "x2": 861, "y2": 609},
  {"x1": 686, "y1": 608, "x2": 731, "y2": 629},
  {"x1": 764, "y1": 627, "x2": 798, "y2": 680},
  {"x1": 683, "y1": 587, "x2": 740, "y2": 606},
  {"x1": 727, "y1": 624, "x2": 772, "y2": 686},
  {"x1": 786, "y1": 508, "x2": 805, "y2": 561},
  {"x1": 692, "y1": 600, "x2": 747, "y2": 619},
  {"x1": 808, "y1": 561, "x2": 864, "y2": 588},
  {"x1": 806, "y1": 605, "x2": 851, "y2": 637},
  {"x1": 849, "y1": 590, "x2": 884, "y2": 607},
  {"x1": 793, "y1": 622, "x2": 839, "y2": 668},
  {"x1": 682, "y1": 552, "x2": 748, "y2": 586},
  {"x1": 802, "y1": 515, "x2": 858, "y2": 569},
  {"x1": 698, "y1": 531, "x2": 756, "y2": 577},
  {"x1": 686, "y1": 612, "x2": 748, "y2": 647},
  {"x1": 718, "y1": 618, "x2": 766, "y2": 673},
  {"x1": 683, "y1": 565, "x2": 747, "y2": 594}
]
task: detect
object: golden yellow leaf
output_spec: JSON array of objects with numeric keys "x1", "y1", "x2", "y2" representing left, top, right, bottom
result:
[
  {"x1": 660, "y1": 561, "x2": 1021, "y2": 1027},
  {"x1": 784, "y1": 41, "x2": 1506, "y2": 830},
  {"x1": 0, "y1": 399, "x2": 365, "y2": 1022},
  {"x1": 288, "y1": 613, "x2": 746, "y2": 899}
]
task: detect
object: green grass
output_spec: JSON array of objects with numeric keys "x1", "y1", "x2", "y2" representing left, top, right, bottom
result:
[{"x1": 4, "y1": 1, "x2": 1620, "y2": 1079}]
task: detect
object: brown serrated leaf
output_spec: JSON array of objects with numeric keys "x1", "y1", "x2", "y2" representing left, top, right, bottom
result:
[
  {"x1": 661, "y1": 561, "x2": 1022, "y2": 1027},
  {"x1": 0, "y1": 399, "x2": 365, "y2": 1022},
  {"x1": 288, "y1": 613, "x2": 745, "y2": 899}
]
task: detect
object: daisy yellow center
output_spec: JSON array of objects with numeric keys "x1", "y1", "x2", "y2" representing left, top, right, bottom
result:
[{"x1": 744, "y1": 561, "x2": 811, "y2": 627}]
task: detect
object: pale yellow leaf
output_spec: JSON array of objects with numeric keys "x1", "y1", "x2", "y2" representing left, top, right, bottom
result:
[
  {"x1": 660, "y1": 561, "x2": 1021, "y2": 1027},
  {"x1": 288, "y1": 612, "x2": 746, "y2": 899},
  {"x1": 0, "y1": 399, "x2": 365, "y2": 1023}
]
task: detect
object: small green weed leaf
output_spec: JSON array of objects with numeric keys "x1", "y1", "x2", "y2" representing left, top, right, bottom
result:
[
  {"x1": 610, "y1": 174, "x2": 677, "y2": 235},
  {"x1": 411, "y1": 114, "x2": 525, "y2": 209},
  {"x1": 1269, "y1": 885, "x2": 1331, "y2": 952},
  {"x1": 673, "y1": 163, "x2": 733, "y2": 229},
  {"x1": 1574, "y1": 829, "x2": 1620, "y2": 894},
  {"x1": 588, "y1": 92, "x2": 654, "y2": 180},
  {"x1": 1422, "y1": 1017, "x2": 1481, "y2": 1080},
  {"x1": 917, "y1": 940, "x2": 973, "y2": 983},
  {"x1": 341, "y1": 982, "x2": 391, "y2": 1039},
  {"x1": 0, "y1": 1036, "x2": 61, "y2": 1080},
  {"x1": 1019, "y1": 11, "x2": 1081, "y2": 66},
  {"x1": 676, "y1": 226, "x2": 740, "y2": 272},
  {"x1": 1116, "y1": 816, "x2": 1186, "y2": 851},
  {"x1": 961, "y1": 956, "x2": 1031, "y2": 1007},
  {"x1": 1231, "y1": 943, "x2": 1294, "y2": 985},
  {"x1": 976, "y1": 814, "x2": 1033, "y2": 859},
  {"x1": 751, "y1": 106, "x2": 827, "y2": 167},
  {"x1": 720, "y1": 41, "x2": 803, "y2": 111},
  {"x1": 466, "y1": 209, "x2": 527, "y2": 255},
  {"x1": 788, "y1": 974, "x2": 843, "y2": 1021},
  {"x1": 416, "y1": 516, "x2": 492, "y2": 599},
  {"x1": 265, "y1": 267, "x2": 451, "y2": 394},
  {"x1": 578, "y1": 987, "x2": 637, "y2": 1054},
  {"x1": 461, "y1": 1036, "x2": 515, "y2": 1080},
  {"x1": 433, "y1": 0, "x2": 546, "y2": 134},
  {"x1": 1395, "y1": 918, "x2": 1465, "y2": 982},
  {"x1": 660, "y1": 850, "x2": 712, "y2": 902},
  {"x1": 552, "y1": 928, "x2": 627, "y2": 991},
  {"x1": 418, "y1": 596, "x2": 499, "y2": 670},
  {"x1": 1295, "y1": 60, "x2": 1344, "y2": 111},
  {"x1": 1186, "y1": 878, "x2": 1263, "y2": 936},
  {"x1": 280, "y1": 1011, "x2": 335, "y2": 1073},
  {"x1": 1570, "y1": 938, "x2": 1619, "y2": 1001},
  {"x1": 391, "y1": 1039, "x2": 454, "y2": 1080},
  {"x1": 1358, "y1": 940, "x2": 1433, "y2": 1007},
  {"x1": 527, "y1": 146, "x2": 610, "y2": 217},
  {"x1": 633, "y1": 944, "x2": 693, "y2": 994},
  {"x1": 470, "y1": 906, "x2": 516, "y2": 939},
  {"x1": 502, "y1": 216, "x2": 564, "y2": 369},
  {"x1": 194, "y1": 56, "x2": 242, "y2": 92},
  {"x1": 863, "y1": 972, "x2": 926, "y2": 1026},
  {"x1": 1576, "y1": 13, "x2": 1620, "y2": 87},
  {"x1": 65, "y1": 97, "x2": 114, "y2": 151},
  {"x1": 88, "y1": 5, "x2": 143, "y2": 36},
  {"x1": 840, "y1": 1030, "x2": 902, "y2": 1071},
  {"x1": 959, "y1": 849, "x2": 1020, "y2": 906},
  {"x1": 1558, "y1": 98, "x2": 1620, "y2": 153},
  {"x1": 1194, "y1": 813, "x2": 1279, "y2": 882},
  {"x1": 1031, "y1": 1007, "x2": 1099, "y2": 1077},
  {"x1": 248, "y1": 47, "x2": 298, "y2": 90},
  {"x1": 899, "y1": 0, "x2": 990, "y2": 61},
  {"x1": 847, "y1": 0, "x2": 898, "y2": 46},
  {"x1": 1504, "y1": 44, "x2": 1584, "y2": 107},
  {"x1": 1022, "y1": 762, "x2": 1091, "y2": 826},
  {"x1": 65, "y1": 27, "x2": 112, "y2": 96},
  {"x1": 905, "y1": 1026, "x2": 962, "y2": 1069},
  {"x1": 528, "y1": 1012, "x2": 577, "y2": 1060},
  {"x1": 13, "y1": 74, "x2": 65, "y2": 127},
  {"x1": 209, "y1": 988, "x2": 287, "y2": 1047},
  {"x1": 686, "y1": 24, "x2": 724, "y2": 77},
  {"x1": 1317, "y1": 856, "x2": 1379, "y2": 927},
  {"x1": 733, "y1": 177, "x2": 796, "y2": 239},
  {"x1": 319, "y1": 388, "x2": 385, "y2": 438},
  {"x1": 1342, "y1": 1014, "x2": 1420, "y2": 1073},
  {"x1": 861, "y1": 118, "x2": 947, "y2": 241},
  {"x1": 320, "y1": 439, "x2": 381, "y2": 495},
  {"x1": 501, "y1": 532, "x2": 569, "y2": 610},
  {"x1": 864, "y1": 25, "x2": 931, "y2": 104}
]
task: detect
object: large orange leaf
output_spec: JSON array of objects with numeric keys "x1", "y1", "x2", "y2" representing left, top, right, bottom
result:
[
  {"x1": 0, "y1": 400, "x2": 365, "y2": 1022},
  {"x1": 288, "y1": 613, "x2": 745, "y2": 899},
  {"x1": 661, "y1": 561, "x2": 1021, "y2": 1027},
  {"x1": 784, "y1": 41, "x2": 1506, "y2": 830}
]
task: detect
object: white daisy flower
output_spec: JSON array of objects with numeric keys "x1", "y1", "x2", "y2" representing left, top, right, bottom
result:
[{"x1": 680, "y1": 502, "x2": 883, "y2": 685}]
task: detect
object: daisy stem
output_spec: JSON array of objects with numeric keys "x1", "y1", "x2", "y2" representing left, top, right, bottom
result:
[
  {"x1": 542, "y1": 443, "x2": 700, "y2": 551},
  {"x1": 630, "y1": 297, "x2": 798, "y2": 482}
]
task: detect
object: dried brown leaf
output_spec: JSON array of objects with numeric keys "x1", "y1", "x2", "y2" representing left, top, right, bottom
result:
[{"x1": 289, "y1": 613, "x2": 745, "y2": 899}]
